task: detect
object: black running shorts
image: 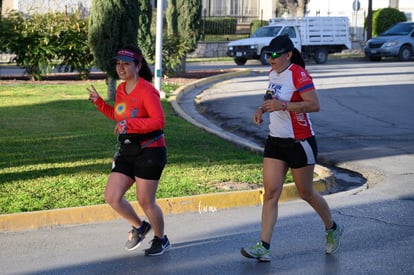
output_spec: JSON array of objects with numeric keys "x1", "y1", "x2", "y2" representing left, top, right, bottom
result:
[
  {"x1": 263, "y1": 136, "x2": 318, "y2": 169},
  {"x1": 112, "y1": 147, "x2": 167, "y2": 180}
]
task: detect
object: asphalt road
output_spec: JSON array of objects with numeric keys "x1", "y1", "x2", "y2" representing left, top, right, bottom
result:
[
  {"x1": 1, "y1": 59, "x2": 413, "y2": 274},
  {"x1": 194, "y1": 59, "x2": 414, "y2": 185}
]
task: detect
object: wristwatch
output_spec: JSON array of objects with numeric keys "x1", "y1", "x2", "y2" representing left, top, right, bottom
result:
[{"x1": 281, "y1": 102, "x2": 287, "y2": 111}]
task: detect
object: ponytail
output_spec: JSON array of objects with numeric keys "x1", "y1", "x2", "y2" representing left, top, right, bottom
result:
[
  {"x1": 138, "y1": 57, "x2": 153, "y2": 82},
  {"x1": 291, "y1": 48, "x2": 305, "y2": 69}
]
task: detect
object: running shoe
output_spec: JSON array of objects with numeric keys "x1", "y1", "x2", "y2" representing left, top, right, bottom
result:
[
  {"x1": 240, "y1": 242, "x2": 271, "y2": 262},
  {"x1": 145, "y1": 235, "x2": 171, "y2": 256},
  {"x1": 325, "y1": 223, "x2": 343, "y2": 254},
  {"x1": 125, "y1": 221, "x2": 152, "y2": 251}
]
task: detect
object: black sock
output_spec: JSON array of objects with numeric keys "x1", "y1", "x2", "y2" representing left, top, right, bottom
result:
[
  {"x1": 261, "y1": 241, "x2": 270, "y2": 250},
  {"x1": 328, "y1": 221, "x2": 337, "y2": 231}
]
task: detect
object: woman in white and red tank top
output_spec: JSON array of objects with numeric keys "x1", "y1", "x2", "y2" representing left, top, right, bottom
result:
[{"x1": 241, "y1": 35, "x2": 343, "y2": 262}]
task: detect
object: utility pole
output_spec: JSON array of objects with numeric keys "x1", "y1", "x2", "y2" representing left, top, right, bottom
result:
[
  {"x1": 154, "y1": 0, "x2": 164, "y2": 95},
  {"x1": 367, "y1": 0, "x2": 373, "y2": 40}
]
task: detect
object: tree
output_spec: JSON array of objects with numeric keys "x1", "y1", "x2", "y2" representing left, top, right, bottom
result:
[
  {"x1": 0, "y1": 11, "x2": 93, "y2": 80},
  {"x1": 136, "y1": 0, "x2": 153, "y2": 61},
  {"x1": 166, "y1": 0, "x2": 178, "y2": 36},
  {"x1": 176, "y1": 0, "x2": 202, "y2": 53},
  {"x1": 372, "y1": 7, "x2": 406, "y2": 36},
  {"x1": 88, "y1": 0, "x2": 140, "y2": 100},
  {"x1": 278, "y1": 0, "x2": 309, "y2": 17},
  {"x1": 164, "y1": 0, "x2": 202, "y2": 74}
]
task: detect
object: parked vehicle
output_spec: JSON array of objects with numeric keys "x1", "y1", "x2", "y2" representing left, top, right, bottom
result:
[
  {"x1": 364, "y1": 21, "x2": 414, "y2": 61},
  {"x1": 227, "y1": 16, "x2": 351, "y2": 65}
]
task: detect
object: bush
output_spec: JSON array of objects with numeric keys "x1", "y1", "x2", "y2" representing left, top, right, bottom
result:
[
  {"x1": 372, "y1": 8, "x2": 407, "y2": 36},
  {"x1": 162, "y1": 35, "x2": 192, "y2": 76},
  {"x1": 54, "y1": 13, "x2": 94, "y2": 78},
  {"x1": 202, "y1": 18, "x2": 237, "y2": 35},
  {"x1": 0, "y1": 11, "x2": 93, "y2": 80}
]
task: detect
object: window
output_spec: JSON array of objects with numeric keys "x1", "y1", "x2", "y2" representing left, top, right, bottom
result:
[{"x1": 281, "y1": 27, "x2": 296, "y2": 38}]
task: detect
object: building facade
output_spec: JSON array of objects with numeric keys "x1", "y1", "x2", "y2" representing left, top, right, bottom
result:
[
  {"x1": 200, "y1": 0, "x2": 278, "y2": 22},
  {"x1": 2, "y1": 0, "x2": 413, "y2": 23},
  {"x1": 2, "y1": 0, "x2": 91, "y2": 16},
  {"x1": 2, "y1": 0, "x2": 414, "y2": 57},
  {"x1": 1, "y1": 0, "x2": 277, "y2": 21}
]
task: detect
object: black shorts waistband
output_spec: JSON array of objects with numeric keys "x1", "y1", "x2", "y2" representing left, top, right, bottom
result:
[
  {"x1": 118, "y1": 130, "x2": 163, "y2": 144},
  {"x1": 267, "y1": 136, "x2": 296, "y2": 143},
  {"x1": 267, "y1": 136, "x2": 314, "y2": 143}
]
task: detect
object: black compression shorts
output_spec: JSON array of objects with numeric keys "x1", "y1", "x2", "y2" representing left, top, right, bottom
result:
[
  {"x1": 263, "y1": 136, "x2": 318, "y2": 168},
  {"x1": 112, "y1": 147, "x2": 167, "y2": 180}
]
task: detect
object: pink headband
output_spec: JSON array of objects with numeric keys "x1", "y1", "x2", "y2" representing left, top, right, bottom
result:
[{"x1": 115, "y1": 49, "x2": 142, "y2": 62}]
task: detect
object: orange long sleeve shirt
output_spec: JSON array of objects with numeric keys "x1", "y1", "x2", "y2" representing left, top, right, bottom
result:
[{"x1": 93, "y1": 78, "x2": 166, "y2": 147}]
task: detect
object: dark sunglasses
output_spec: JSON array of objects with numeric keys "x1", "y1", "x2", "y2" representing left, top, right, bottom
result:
[{"x1": 265, "y1": 52, "x2": 285, "y2": 59}]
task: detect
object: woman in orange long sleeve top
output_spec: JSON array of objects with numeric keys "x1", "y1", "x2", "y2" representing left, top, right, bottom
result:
[
  {"x1": 94, "y1": 76, "x2": 165, "y2": 138},
  {"x1": 87, "y1": 45, "x2": 170, "y2": 256}
]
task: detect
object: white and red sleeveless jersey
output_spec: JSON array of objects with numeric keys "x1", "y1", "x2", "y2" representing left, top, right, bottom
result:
[{"x1": 267, "y1": 63, "x2": 316, "y2": 140}]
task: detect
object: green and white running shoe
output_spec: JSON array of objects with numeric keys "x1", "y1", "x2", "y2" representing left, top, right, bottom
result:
[
  {"x1": 325, "y1": 223, "x2": 343, "y2": 254},
  {"x1": 240, "y1": 242, "x2": 271, "y2": 262}
]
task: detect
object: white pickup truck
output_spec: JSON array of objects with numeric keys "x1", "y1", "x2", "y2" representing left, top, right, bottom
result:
[{"x1": 227, "y1": 16, "x2": 351, "y2": 65}]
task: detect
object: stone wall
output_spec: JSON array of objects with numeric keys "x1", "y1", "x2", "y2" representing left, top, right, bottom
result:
[{"x1": 187, "y1": 42, "x2": 229, "y2": 58}]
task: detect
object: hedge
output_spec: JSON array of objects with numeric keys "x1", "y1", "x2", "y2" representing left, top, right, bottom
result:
[{"x1": 202, "y1": 18, "x2": 237, "y2": 35}]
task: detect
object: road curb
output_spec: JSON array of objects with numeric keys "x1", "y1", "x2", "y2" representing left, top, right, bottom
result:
[
  {"x1": 0, "y1": 70, "x2": 336, "y2": 232},
  {"x1": 0, "y1": 166, "x2": 334, "y2": 232}
]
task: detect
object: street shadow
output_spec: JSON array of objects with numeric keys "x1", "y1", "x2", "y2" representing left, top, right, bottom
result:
[{"x1": 16, "y1": 194, "x2": 414, "y2": 275}]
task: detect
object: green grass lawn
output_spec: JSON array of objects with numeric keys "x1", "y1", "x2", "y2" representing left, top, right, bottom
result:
[{"x1": 0, "y1": 81, "x2": 286, "y2": 214}]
